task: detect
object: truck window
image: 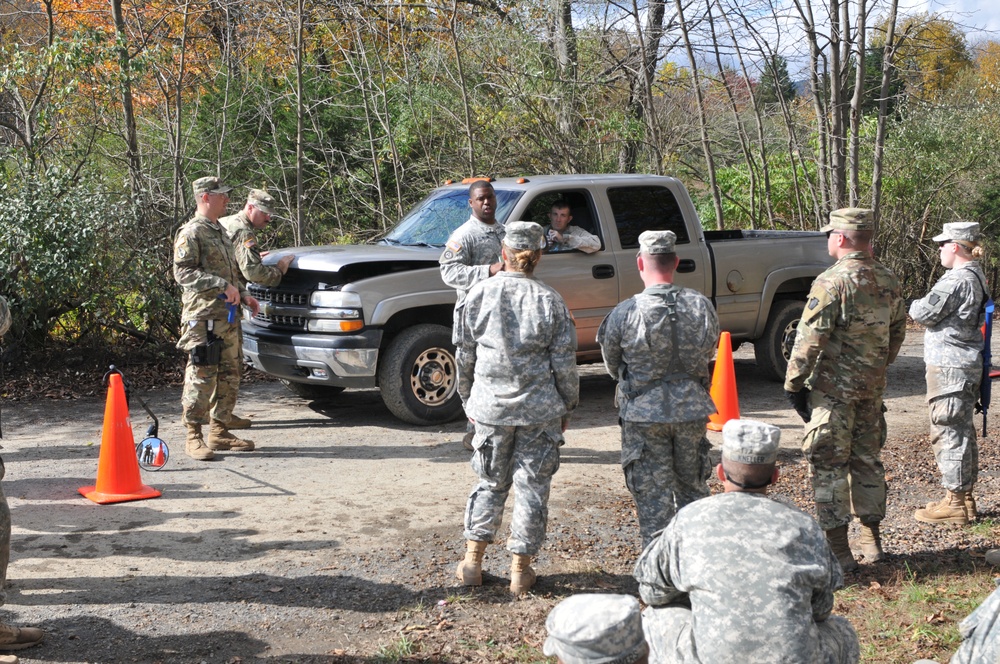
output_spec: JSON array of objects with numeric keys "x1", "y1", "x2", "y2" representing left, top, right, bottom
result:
[
  {"x1": 521, "y1": 191, "x2": 601, "y2": 238},
  {"x1": 381, "y1": 188, "x2": 522, "y2": 247},
  {"x1": 607, "y1": 186, "x2": 689, "y2": 248}
]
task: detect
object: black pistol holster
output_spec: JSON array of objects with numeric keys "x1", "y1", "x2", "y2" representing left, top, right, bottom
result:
[{"x1": 190, "y1": 320, "x2": 222, "y2": 366}]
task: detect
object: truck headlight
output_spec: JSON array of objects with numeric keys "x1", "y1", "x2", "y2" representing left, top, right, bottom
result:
[
  {"x1": 307, "y1": 319, "x2": 364, "y2": 333},
  {"x1": 310, "y1": 291, "x2": 363, "y2": 308}
]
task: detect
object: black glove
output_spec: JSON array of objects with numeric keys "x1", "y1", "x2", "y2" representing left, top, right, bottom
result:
[{"x1": 785, "y1": 388, "x2": 812, "y2": 423}]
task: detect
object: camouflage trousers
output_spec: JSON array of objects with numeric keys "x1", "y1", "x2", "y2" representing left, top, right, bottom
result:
[
  {"x1": 463, "y1": 418, "x2": 563, "y2": 555},
  {"x1": 803, "y1": 391, "x2": 887, "y2": 531},
  {"x1": 642, "y1": 605, "x2": 860, "y2": 664},
  {"x1": 0, "y1": 457, "x2": 9, "y2": 607},
  {"x1": 951, "y1": 585, "x2": 1000, "y2": 664},
  {"x1": 177, "y1": 319, "x2": 241, "y2": 425},
  {"x1": 621, "y1": 420, "x2": 711, "y2": 548},
  {"x1": 927, "y1": 365, "x2": 981, "y2": 492}
]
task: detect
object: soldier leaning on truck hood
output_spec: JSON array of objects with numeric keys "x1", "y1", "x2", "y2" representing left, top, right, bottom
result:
[{"x1": 439, "y1": 180, "x2": 506, "y2": 451}]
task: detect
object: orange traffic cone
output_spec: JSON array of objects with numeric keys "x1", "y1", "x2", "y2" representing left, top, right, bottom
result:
[
  {"x1": 707, "y1": 331, "x2": 740, "y2": 431},
  {"x1": 152, "y1": 443, "x2": 165, "y2": 466},
  {"x1": 79, "y1": 373, "x2": 161, "y2": 504}
]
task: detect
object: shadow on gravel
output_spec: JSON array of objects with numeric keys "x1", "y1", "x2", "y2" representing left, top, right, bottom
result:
[
  {"x1": 22, "y1": 615, "x2": 269, "y2": 664},
  {"x1": 845, "y1": 546, "x2": 1000, "y2": 587},
  {"x1": 10, "y1": 573, "x2": 452, "y2": 613}
]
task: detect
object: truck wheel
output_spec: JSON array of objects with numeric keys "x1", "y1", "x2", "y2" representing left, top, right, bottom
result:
[
  {"x1": 379, "y1": 324, "x2": 463, "y2": 425},
  {"x1": 279, "y1": 379, "x2": 346, "y2": 401},
  {"x1": 753, "y1": 300, "x2": 805, "y2": 382}
]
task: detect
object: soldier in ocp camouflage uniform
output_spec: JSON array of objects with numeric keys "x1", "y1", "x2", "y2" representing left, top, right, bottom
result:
[
  {"x1": 543, "y1": 594, "x2": 649, "y2": 664},
  {"x1": 454, "y1": 221, "x2": 578, "y2": 595},
  {"x1": 0, "y1": 297, "x2": 46, "y2": 660},
  {"x1": 440, "y1": 180, "x2": 506, "y2": 451},
  {"x1": 174, "y1": 177, "x2": 260, "y2": 461},
  {"x1": 597, "y1": 230, "x2": 720, "y2": 548},
  {"x1": 219, "y1": 189, "x2": 295, "y2": 430},
  {"x1": 910, "y1": 222, "x2": 989, "y2": 526},
  {"x1": 635, "y1": 419, "x2": 860, "y2": 664},
  {"x1": 784, "y1": 208, "x2": 906, "y2": 572}
]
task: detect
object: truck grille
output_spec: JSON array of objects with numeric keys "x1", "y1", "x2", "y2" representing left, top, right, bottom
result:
[
  {"x1": 255, "y1": 313, "x2": 307, "y2": 329},
  {"x1": 249, "y1": 284, "x2": 308, "y2": 306}
]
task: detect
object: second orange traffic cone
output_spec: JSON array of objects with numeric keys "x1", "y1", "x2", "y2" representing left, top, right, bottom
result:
[
  {"x1": 707, "y1": 331, "x2": 740, "y2": 431},
  {"x1": 79, "y1": 373, "x2": 161, "y2": 505}
]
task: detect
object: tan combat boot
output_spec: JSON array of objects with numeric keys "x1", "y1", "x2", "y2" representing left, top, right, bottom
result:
[
  {"x1": 914, "y1": 490, "x2": 969, "y2": 525},
  {"x1": 0, "y1": 656, "x2": 17, "y2": 663},
  {"x1": 455, "y1": 540, "x2": 488, "y2": 586},
  {"x1": 965, "y1": 492, "x2": 977, "y2": 520},
  {"x1": 208, "y1": 420, "x2": 255, "y2": 451},
  {"x1": 185, "y1": 424, "x2": 215, "y2": 461},
  {"x1": 510, "y1": 553, "x2": 536, "y2": 595},
  {"x1": 225, "y1": 413, "x2": 253, "y2": 429},
  {"x1": 859, "y1": 522, "x2": 885, "y2": 562},
  {"x1": 825, "y1": 525, "x2": 859, "y2": 572},
  {"x1": 0, "y1": 622, "x2": 43, "y2": 652}
]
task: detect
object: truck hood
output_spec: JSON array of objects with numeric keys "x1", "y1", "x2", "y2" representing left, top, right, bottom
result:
[{"x1": 264, "y1": 243, "x2": 441, "y2": 273}]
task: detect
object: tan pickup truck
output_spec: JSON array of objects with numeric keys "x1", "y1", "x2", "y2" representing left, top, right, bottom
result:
[{"x1": 241, "y1": 174, "x2": 832, "y2": 425}]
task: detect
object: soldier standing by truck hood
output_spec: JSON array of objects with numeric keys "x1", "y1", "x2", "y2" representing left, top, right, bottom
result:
[
  {"x1": 439, "y1": 181, "x2": 505, "y2": 450},
  {"x1": 219, "y1": 189, "x2": 295, "y2": 431}
]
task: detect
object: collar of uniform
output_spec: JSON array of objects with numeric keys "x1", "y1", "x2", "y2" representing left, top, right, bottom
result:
[
  {"x1": 192, "y1": 213, "x2": 225, "y2": 231},
  {"x1": 469, "y1": 214, "x2": 500, "y2": 230},
  {"x1": 498, "y1": 270, "x2": 529, "y2": 279},
  {"x1": 838, "y1": 250, "x2": 870, "y2": 262},
  {"x1": 642, "y1": 283, "x2": 678, "y2": 295}
]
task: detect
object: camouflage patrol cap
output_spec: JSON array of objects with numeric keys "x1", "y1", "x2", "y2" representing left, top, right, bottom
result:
[
  {"x1": 638, "y1": 230, "x2": 676, "y2": 254},
  {"x1": 247, "y1": 189, "x2": 276, "y2": 215},
  {"x1": 932, "y1": 221, "x2": 980, "y2": 248},
  {"x1": 820, "y1": 207, "x2": 874, "y2": 233},
  {"x1": 722, "y1": 419, "x2": 781, "y2": 465},
  {"x1": 192, "y1": 176, "x2": 232, "y2": 197},
  {"x1": 543, "y1": 594, "x2": 648, "y2": 664},
  {"x1": 504, "y1": 221, "x2": 546, "y2": 251}
]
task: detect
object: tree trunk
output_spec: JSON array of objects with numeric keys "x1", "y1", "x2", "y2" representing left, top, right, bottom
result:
[
  {"x1": 110, "y1": 0, "x2": 143, "y2": 197},
  {"x1": 871, "y1": 0, "x2": 899, "y2": 229}
]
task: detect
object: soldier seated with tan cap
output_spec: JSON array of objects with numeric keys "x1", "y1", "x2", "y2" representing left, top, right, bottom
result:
[
  {"x1": 634, "y1": 419, "x2": 860, "y2": 664},
  {"x1": 543, "y1": 594, "x2": 649, "y2": 664},
  {"x1": 220, "y1": 188, "x2": 295, "y2": 430}
]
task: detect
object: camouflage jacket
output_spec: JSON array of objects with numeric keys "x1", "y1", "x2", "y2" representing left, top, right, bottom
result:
[
  {"x1": 909, "y1": 262, "x2": 988, "y2": 369},
  {"x1": 220, "y1": 211, "x2": 284, "y2": 288},
  {"x1": 458, "y1": 271, "x2": 579, "y2": 425},
  {"x1": 173, "y1": 214, "x2": 248, "y2": 321},
  {"x1": 634, "y1": 492, "x2": 845, "y2": 662},
  {"x1": 598, "y1": 283, "x2": 719, "y2": 422},
  {"x1": 542, "y1": 224, "x2": 601, "y2": 253},
  {"x1": 784, "y1": 252, "x2": 906, "y2": 399},
  {"x1": 439, "y1": 216, "x2": 505, "y2": 313}
]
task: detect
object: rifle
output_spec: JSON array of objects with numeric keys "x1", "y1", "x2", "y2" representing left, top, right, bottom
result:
[{"x1": 979, "y1": 298, "x2": 995, "y2": 437}]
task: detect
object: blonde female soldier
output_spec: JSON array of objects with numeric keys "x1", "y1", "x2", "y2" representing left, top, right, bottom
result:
[
  {"x1": 911, "y1": 222, "x2": 989, "y2": 526},
  {"x1": 454, "y1": 221, "x2": 579, "y2": 595}
]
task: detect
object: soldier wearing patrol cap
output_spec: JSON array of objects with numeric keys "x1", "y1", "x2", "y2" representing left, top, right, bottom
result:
[
  {"x1": 219, "y1": 188, "x2": 295, "y2": 430},
  {"x1": 174, "y1": 176, "x2": 260, "y2": 460},
  {"x1": 598, "y1": 229, "x2": 720, "y2": 548},
  {"x1": 910, "y1": 221, "x2": 989, "y2": 526},
  {"x1": 784, "y1": 208, "x2": 906, "y2": 571},
  {"x1": 543, "y1": 594, "x2": 649, "y2": 664},
  {"x1": 635, "y1": 419, "x2": 860, "y2": 664},
  {"x1": 455, "y1": 221, "x2": 578, "y2": 595}
]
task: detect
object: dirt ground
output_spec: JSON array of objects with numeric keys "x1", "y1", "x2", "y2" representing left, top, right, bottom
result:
[{"x1": 1, "y1": 331, "x2": 998, "y2": 663}]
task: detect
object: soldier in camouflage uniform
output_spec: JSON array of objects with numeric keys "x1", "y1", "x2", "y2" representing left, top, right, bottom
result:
[
  {"x1": 0, "y1": 298, "x2": 45, "y2": 661},
  {"x1": 784, "y1": 208, "x2": 906, "y2": 571},
  {"x1": 174, "y1": 177, "x2": 260, "y2": 461},
  {"x1": 542, "y1": 200, "x2": 601, "y2": 254},
  {"x1": 439, "y1": 181, "x2": 506, "y2": 451},
  {"x1": 597, "y1": 230, "x2": 720, "y2": 548},
  {"x1": 635, "y1": 419, "x2": 860, "y2": 664},
  {"x1": 543, "y1": 594, "x2": 649, "y2": 664},
  {"x1": 914, "y1": 583, "x2": 1000, "y2": 664},
  {"x1": 219, "y1": 189, "x2": 295, "y2": 430},
  {"x1": 909, "y1": 222, "x2": 989, "y2": 526},
  {"x1": 454, "y1": 221, "x2": 579, "y2": 595}
]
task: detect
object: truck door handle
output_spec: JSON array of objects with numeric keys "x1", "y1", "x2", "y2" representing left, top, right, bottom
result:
[
  {"x1": 677, "y1": 259, "x2": 696, "y2": 273},
  {"x1": 592, "y1": 265, "x2": 615, "y2": 279}
]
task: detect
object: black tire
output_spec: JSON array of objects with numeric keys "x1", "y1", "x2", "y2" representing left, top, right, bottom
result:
[
  {"x1": 378, "y1": 324, "x2": 463, "y2": 425},
  {"x1": 753, "y1": 300, "x2": 805, "y2": 382},
  {"x1": 279, "y1": 379, "x2": 346, "y2": 401}
]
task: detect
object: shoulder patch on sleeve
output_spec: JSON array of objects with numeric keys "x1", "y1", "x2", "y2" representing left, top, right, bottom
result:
[
  {"x1": 174, "y1": 235, "x2": 192, "y2": 261},
  {"x1": 244, "y1": 239, "x2": 257, "y2": 249},
  {"x1": 928, "y1": 293, "x2": 940, "y2": 306},
  {"x1": 446, "y1": 240, "x2": 462, "y2": 252},
  {"x1": 807, "y1": 297, "x2": 820, "y2": 310}
]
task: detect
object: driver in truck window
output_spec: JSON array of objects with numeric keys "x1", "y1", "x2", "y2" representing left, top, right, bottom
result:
[{"x1": 542, "y1": 200, "x2": 601, "y2": 254}]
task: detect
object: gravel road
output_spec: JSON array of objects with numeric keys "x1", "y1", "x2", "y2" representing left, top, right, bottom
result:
[{"x1": 1, "y1": 331, "x2": 997, "y2": 663}]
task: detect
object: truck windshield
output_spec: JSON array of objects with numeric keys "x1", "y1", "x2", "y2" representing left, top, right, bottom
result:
[{"x1": 380, "y1": 188, "x2": 523, "y2": 247}]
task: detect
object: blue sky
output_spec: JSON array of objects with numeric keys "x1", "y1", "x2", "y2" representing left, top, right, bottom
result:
[{"x1": 914, "y1": 0, "x2": 1000, "y2": 42}]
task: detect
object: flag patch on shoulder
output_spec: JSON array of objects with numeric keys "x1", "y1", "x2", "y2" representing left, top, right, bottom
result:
[
  {"x1": 446, "y1": 240, "x2": 462, "y2": 252},
  {"x1": 244, "y1": 239, "x2": 257, "y2": 249}
]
